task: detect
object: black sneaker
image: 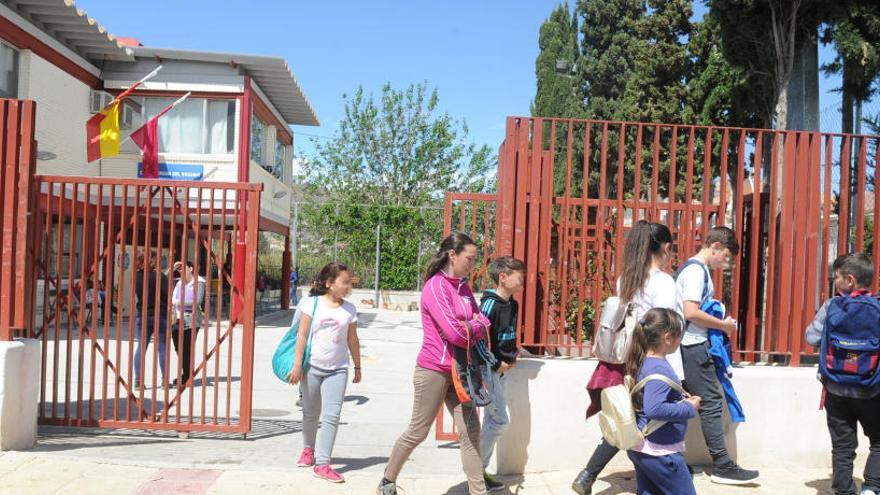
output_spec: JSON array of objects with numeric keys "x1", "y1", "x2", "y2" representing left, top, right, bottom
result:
[
  {"x1": 483, "y1": 471, "x2": 505, "y2": 492},
  {"x1": 571, "y1": 468, "x2": 596, "y2": 494},
  {"x1": 710, "y1": 465, "x2": 759, "y2": 485}
]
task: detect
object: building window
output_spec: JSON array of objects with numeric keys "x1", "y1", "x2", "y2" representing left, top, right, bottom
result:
[
  {"x1": 117, "y1": 96, "x2": 234, "y2": 155},
  {"x1": 0, "y1": 41, "x2": 19, "y2": 99},
  {"x1": 250, "y1": 115, "x2": 265, "y2": 165},
  {"x1": 137, "y1": 97, "x2": 235, "y2": 154},
  {"x1": 273, "y1": 140, "x2": 287, "y2": 179}
]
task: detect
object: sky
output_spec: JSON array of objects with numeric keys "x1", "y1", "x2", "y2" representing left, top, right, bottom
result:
[{"x1": 75, "y1": 0, "x2": 863, "y2": 160}]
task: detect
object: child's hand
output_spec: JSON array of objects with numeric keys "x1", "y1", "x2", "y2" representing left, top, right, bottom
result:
[
  {"x1": 499, "y1": 362, "x2": 513, "y2": 374},
  {"x1": 721, "y1": 317, "x2": 738, "y2": 335},
  {"x1": 352, "y1": 368, "x2": 362, "y2": 383},
  {"x1": 686, "y1": 395, "x2": 702, "y2": 412},
  {"x1": 287, "y1": 365, "x2": 303, "y2": 385}
]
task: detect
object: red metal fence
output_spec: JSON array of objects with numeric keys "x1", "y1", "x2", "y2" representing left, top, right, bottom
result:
[
  {"x1": 32, "y1": 176, "x2": 261, "y2": 433},
  {"x1": 0, "y1": 99, "x2": 37, "y2": 341},
  {"x1": 448, "y1": 116, "x2": 879, "y2": 366}
]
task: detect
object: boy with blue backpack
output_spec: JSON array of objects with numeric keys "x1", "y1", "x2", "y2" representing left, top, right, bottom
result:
[{"x1": 805, "y1": 252, "x2": 880, "y2": 495}]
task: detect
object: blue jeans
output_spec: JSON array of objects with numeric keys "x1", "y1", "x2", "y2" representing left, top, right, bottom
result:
[
  {"x1": 301, "y1": 365, "x2": 348, "y2": 465},
  {"x1": 480, "y1": 371, "x2": 510, "y2": 469},
  {"x1": 134, "y1": 316, "x2": 168, "y2": 382},
  {"x1": 627, "y1": 450, "x2": 696, "y2": 495}
]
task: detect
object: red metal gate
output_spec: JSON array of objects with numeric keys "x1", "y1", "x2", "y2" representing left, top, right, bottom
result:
[
  {"x1": 32, "y1": 176, "x2": 261, "y2": 434},
  {"x1": 448, "y1": 117, "x2": 879, "y2": 365},
  {"x1": 0, "y1": 99, "x2": 37, "y2": 342}
]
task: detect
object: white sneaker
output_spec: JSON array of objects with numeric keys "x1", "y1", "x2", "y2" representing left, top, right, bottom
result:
[{"x1": 861, "y1": 489, "x2": 878, "y2": 495}]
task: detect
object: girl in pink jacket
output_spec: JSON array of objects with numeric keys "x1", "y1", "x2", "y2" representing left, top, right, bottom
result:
[{"x1": 379, "y1": 233, "x2": 491, "y2": 495}]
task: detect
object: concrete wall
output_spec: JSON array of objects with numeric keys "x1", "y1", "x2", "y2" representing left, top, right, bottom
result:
[
  {"x1": 0, "y1": 339, "x2": 40, "y2": 451},
  {"x1": 17, "y1": 50, "x2": 94, "y2": 176},
  {"x1": 494, "y1": 358, "x2": 867, "y2": 474}
]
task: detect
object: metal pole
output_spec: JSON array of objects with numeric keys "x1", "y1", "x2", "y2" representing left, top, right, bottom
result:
[
  {"x1": 291, "y1": 202, "x2": 299, "y2": 269},
  {"x1": 416, "y1": 206, "x2": 422, "y2": 292},
  {"x1": 334, "y1": 203, "x2": 339, "y2": 261},
  {"x1": 374, "y1": 212, "x2": 381, "y2": 309}
]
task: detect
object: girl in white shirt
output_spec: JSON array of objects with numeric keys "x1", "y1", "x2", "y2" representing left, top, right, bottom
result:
[
  {"x1": 573, "y1": 220, "x2": 684, "y2": 494},
  {"x1": 288, "y1": 263, "x2": 361, "y2": 484}
]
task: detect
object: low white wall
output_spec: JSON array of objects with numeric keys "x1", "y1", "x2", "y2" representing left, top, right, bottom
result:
[
  {"x1": 493, "y1": 358, "x2": 866, "y2": 474},
  {"x1": 0, "y1": 339, "x2": 41, "y2": 451}
]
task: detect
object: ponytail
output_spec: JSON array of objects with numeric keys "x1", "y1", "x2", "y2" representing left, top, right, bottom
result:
[
  {"x1": 625, "y1": 321, "x2": 649, "y2": 379},
  {"x1": 619, "y1": 220, "x2": 672, "y2": 303},
  {"x1": 424, "y1": 232, "x2": 476, "y2": 282}
]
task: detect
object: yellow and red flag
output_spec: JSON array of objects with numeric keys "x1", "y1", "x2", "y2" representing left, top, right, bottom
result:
[{"x1": 86, "y1": 66, "x2": 162, "y2": 163}]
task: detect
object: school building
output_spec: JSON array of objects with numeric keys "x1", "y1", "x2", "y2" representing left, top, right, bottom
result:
[{"x1": 1, "y1": 0, "x2": 317, "y2": 312}]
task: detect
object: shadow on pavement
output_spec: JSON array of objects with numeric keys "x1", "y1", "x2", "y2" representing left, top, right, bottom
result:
[
  {"x1": 333, "y1": 456, "x2": 389, "y2": 474},
  {"x1": 804, "y1": 477, "x2": 835, "y2": 494}
]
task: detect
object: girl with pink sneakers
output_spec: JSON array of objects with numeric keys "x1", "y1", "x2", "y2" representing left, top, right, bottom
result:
[{"x1": 288, "y1": 263, "x2": 361, "y2": 483}]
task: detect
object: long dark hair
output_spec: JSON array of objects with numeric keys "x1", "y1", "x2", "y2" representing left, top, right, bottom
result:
[
  {"x1": 309, "y1": 262, "x2": 350, "y2": 297},
  {"x1": 618, "y1": 220, "x2": 672, "y2": 304},
  {"x1": 424, "y1": 232, "x2": 477, "y2": 282},
  {"x1": 625, "y1": 307, "x2": 684, "y2": 378}
]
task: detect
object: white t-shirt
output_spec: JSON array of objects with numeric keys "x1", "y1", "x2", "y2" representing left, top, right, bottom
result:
[
  {"x1": 300, "y1": 296, "x2": 358, "y2": 370},
  {"x1": 676, "y1": 257, "x2": 713, "y2": 346},
  {"x1": 617, "y1": 270, "x2": 685, "y2": 379}
]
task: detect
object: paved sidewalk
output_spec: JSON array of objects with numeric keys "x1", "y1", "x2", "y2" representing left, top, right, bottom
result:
[
  {"x1": 2, "y1": 309, "x2": 855, "y2": 494},
  {"x1": 0, "y1": 450, "x2": 846, "y2": 494}
]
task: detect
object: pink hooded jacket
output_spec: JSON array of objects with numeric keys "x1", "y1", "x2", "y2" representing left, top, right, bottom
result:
[{"x1": 417, "y1": 271, "x2": 490, "y2": 374}]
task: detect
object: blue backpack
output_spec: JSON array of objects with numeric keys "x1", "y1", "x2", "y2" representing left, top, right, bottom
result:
[
  {"x1": 819, "y1": 293, "x2": 880, "y2": 388},
  {"x1": 272, "y1": 296, "x2": 318, "y2": 383}
]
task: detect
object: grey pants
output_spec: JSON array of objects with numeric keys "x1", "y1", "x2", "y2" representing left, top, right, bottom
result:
[
  {"x1": 384, "y1": 365, "x2": 487, "y2": 495},
  {"x1": 681, "y1": 341, "x2": 734, "y2": 470},
  {"x1": 301, "y1": 365, "x2": 349, "y2": 465}
]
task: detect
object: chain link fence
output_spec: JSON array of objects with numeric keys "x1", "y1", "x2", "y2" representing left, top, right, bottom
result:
[{"x1": 288, "y1": 202, "x2": 446, "y2": 294}]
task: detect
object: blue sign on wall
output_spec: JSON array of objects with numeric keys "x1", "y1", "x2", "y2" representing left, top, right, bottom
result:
[{"x1": 137, "y1": 162, "x2": 204, "y2": 181}]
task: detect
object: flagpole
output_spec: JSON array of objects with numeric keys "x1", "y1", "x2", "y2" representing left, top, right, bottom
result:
[
  {"x1": 119, "y1": 91, "x2": 191, "y2": 147},
  {"x1": 109, "y1": 65, "x2": 163, "y2": 105}
]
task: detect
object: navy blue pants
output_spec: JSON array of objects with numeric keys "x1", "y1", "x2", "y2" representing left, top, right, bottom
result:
[{"x1": 627, "y1": 450, "x2": 696, "y2": 495}]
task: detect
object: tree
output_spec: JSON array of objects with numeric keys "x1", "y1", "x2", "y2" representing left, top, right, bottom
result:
[
  {"x1": 620, "y1": 0, "x2": 692, "y2": 124},
  {"x1": 532, "y1": 3, "x2": 583, "y2": 119},
  {"x1": 578, "y1": 0, "x2": 643, "y2": 121},
  {"x1": 709, "y1": 0, "x2": 826, "y2": 131},
  {"x1": 821, "y1": 2, "x2": 880, "y2": 135},
  {"x1": 304, "y1": 82, "x2": 495, "y2": 206},
  {"x1": 300, "y1": 82, "x2": 492, "y2": 291},
  {"x1": 684, "y1": 16, "x2": 763, "y2": 128}
]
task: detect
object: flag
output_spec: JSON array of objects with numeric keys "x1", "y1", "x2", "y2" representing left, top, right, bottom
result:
[
  {"x1": 130, "y1": 92, "x2": 190, "y2": 179},
  {"x1": 86, "y1": 66, "x2": 162, "y2": 163}
]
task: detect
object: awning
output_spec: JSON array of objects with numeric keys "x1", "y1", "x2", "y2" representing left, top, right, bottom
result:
[
  {"x1": 132, "y1": 46, "x2": 320, "y2": 127},
  {"x1": 2, "y1": 0, "x2": 133, "y2": 63}
]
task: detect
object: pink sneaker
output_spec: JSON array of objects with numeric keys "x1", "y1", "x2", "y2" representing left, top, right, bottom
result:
[
  {"x1": 313, "y1": 464, "x2": 344, "y2": 483},
  {"x1": 296, "y1": 448, "x2": 315, "y2": 467}
]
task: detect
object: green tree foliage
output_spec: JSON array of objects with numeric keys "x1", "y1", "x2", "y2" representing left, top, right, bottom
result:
[
  {"x1": 708, "y1": 0, "x2": 830, "y2": 130},
  {"x1": 532, "y1": 3, "x2": 583, "y2": 119},
  {"x1": 304, "y1": 82, "x2": 495, "y2": 206},
  {"x1": 621, "y1": 0, "x2": 692, "y2": 124},
  {"x1": 821, "y1": 2, "x2": 880, "y2": 134},
  {"x1": 578, "y1": 0, "x2": 643, "y2": 121},
  {"x1": 684, "y1": 16, "x2": 762, "y2": 128},
  {"x1": 301, "y1": 82, "x2": 491, "y2": 291}
]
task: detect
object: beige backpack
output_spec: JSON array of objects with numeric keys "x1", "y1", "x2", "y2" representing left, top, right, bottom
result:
[{"x1": 598, "y1": 373, "x2": 688, "y2": 450}]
